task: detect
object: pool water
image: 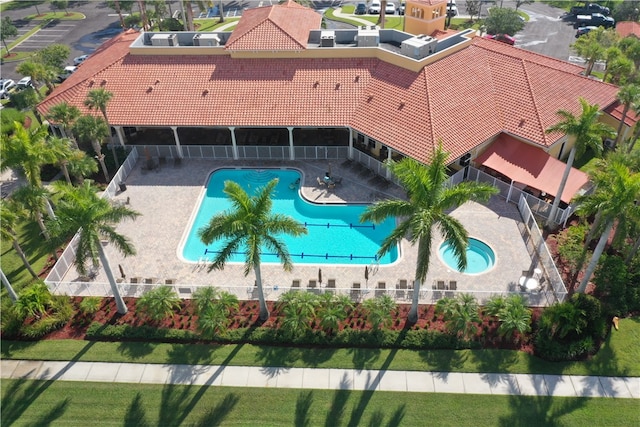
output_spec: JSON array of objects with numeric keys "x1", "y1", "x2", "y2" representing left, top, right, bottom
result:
[
  {"x1": 181, "y1": 168, "x2": 398, "y2": 265},
  {"x1": 439, "y1": 238, "x2": 495, "y2": 274}
]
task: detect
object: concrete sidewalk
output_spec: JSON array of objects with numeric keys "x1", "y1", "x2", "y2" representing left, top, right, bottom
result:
[{"x1": 2, "y1": 359, "x2": 638, "y2": 398}]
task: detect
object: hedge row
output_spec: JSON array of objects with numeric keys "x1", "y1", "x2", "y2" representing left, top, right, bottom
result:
[{"x1": 85, "y1": 322, "x2": 481, "y2": 350}]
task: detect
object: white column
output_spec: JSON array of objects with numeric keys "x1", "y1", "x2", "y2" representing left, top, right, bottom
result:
[
  {"x1": 287, "y1": 127, "x2": 295, "y2": 160},
  {"x1": 114, "y1": 126, "x2": 126, "y2": 146},
  {"x1": 171, "y1": 126, "x2": 184, "y2": 158},
  {"x1": 385, "y1": 148, "x2": 392, "y2": 179},
  {"x1": 229, "y1": 126, "x2": 238, "y2": 160}
]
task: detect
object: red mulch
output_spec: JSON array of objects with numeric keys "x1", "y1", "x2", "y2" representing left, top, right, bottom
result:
[{"x1": 38, "y1": 296, "x2": 541, "y2": 355}]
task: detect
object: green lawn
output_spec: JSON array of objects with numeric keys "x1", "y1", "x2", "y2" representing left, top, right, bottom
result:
[
  {"x1": 1, "y1": 379, "x2": 636, "y2": 427},
  {"x1": 2, "y1": 318, "x2": 638, "y2": 377}
]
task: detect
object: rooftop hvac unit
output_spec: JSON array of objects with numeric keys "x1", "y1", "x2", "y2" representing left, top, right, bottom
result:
[
  {"x1": 400, "y1": 35, "x2": 437, "y2": 59},
  {"x1": 151, "y1": 33, "x2": 178, "y2": 47},
  {"x1": 193, "y1": 33, "x2": 220, "y2": 47},
  {"x1": 320, "y1": 30, "x2": 335, "y2": 47},
  {"x1": 356, "y1": 28, "x2": 379, "y2": 47}
]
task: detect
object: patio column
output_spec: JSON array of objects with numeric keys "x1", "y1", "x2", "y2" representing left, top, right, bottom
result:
[
  {"x1": 348, "y1": 128, "x2": 354, "y2": 159},
  {"x1": 114, "y1": 126, "x2": 126, "y2": 146},
  {"x1": 171, "y1": 126, "x2": 184, "y2": 158},
  {"x1": 385, "y1": 148, "x2": 392, "y2": 180},
  {"x1": 229, "y1": 126, "x2": 239, "y2": 160},
  {"x1": 287, "y1": 126, "x2": 295, "y2": 160}
]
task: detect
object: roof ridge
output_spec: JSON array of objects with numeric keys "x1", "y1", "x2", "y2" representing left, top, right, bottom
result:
[
  {"x1": 520, "y1": 59, "x2": 548, "y2": 145},
  {"x1": 422, "y1": 69, "x2": 436, "y2": 152}
]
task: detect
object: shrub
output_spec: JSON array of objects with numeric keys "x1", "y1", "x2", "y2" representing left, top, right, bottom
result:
[
  {"x1": 15, "y1": 282, "x2": 52, "y2": 319},
  {"x1": 362, "y1": 294, "x2": 397, "y2": 330},
  {"x1": 593, "y1": 254, "x2": 632, "y2": 316},
  {"x1": 556, "y1": 223, "x2": 589, "y2": 274},
  {"x1": 436, "y1": 293, "x2": 481, "y2": 340},
  {"x1": 79, "y1": 297, "x2": 102, "y2": 316},
  {"x1": 136, "y1": 286, "x2": 181, "y2": 322},
  {"x1": 1, "y1": 302, "x2": 27, "y2": 338}
]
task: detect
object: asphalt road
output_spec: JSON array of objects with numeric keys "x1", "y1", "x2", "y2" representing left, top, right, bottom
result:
[{"x1": 1, "y1": 1, "x2": 582, "y2": 82}]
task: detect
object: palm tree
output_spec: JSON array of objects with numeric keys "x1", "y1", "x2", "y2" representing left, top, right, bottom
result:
[
  {"x1": 47, "y1": 180, "x2": 140, "y2": 314},
  {"x1": 48, "y1": 137, "x2": 75, "y2": 185},
  {"x1": 136, "y1": 286, "x2": 181, "y2": 322},
  {"x1": 0, "y1": 268, "x2": 18, "y2": 302},
  {"x1": 613, "y1": 84, "x2": 640, "y2": 149},
  {"x1": 0, "y1": 199, "x2": 38, "y2": 279},
  {"x1": 279, "y1": 291, "x2": 318, "y2": 335},
  {"x1": 16, "y1": 61, "x2": 46, "y2": 94},
  {"x1": 46, "y1": 101, "x2": 81, "y2": 143},
  {"x1": 84, "y1": 88, "x2": 114, "y2": 145},
  {"x1": 66, "y1": 149, "x2": 99, "y2": 184},
  {"x1": 362, "y1": 294, "x2": 396, "y2": 330},
  {"x1": 198, "y1": 179, "x2": 308, "y2": 321},
  {"x1": 496, "y1": 294, "x2": 531, "y2": 342},
  {"x1": 73, "y1": 115, "x2": 111, "y2": 182},
  {"x1": 436, "y1": 293, "x2": 481, "y2": 340},
  {"x1": 12, "y1": 185, "x2": 54, "y2": 241},
  {"x1": 360, "y1": 144, "x2": 497, "y2": 323},
  {"x1": 545, "y1": 98, "x2": 616, "y2": 227},
  {"x1": 576, "y1": 160, "x2": 640, "y2": 293}
]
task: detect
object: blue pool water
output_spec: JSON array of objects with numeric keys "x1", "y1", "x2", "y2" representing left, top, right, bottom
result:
[
  {"x1": 181, "y1": 168, "x2": 398, "y2": 265},
  {"x1": 439, "y1": 238, "x2": 495, "y2": 274}
]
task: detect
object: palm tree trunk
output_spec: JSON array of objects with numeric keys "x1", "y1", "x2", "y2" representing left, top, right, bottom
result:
[
  {"x1": 218, "y1": 0, "x2": 224, "y2": 23},
  {"x1": 614, "y1": 104, "x2": 630, "y2": 149},
  {"x1": 625, "y1": 235, "x2": 640, "y2": 263},
  {"x1": 61, "y1": 161, "x2": 72, "y2": 184},
  {"x1": 114, "y1": 0, "x2": 125, "y2": 28},
  {"x1": 577, "y1": 220, "x2": 614, "y2": 293},
  {"x1": 253, "y1": 264, "x2": 269, "y2": 321},
  {"x1": 547, "y1": 146, "x2": 576, "y2": 228},
  {"x1": 1, "y1": 269, "x2": 18, "y2": 302},
  {"x1": 408, "y1": 277, "x2": 420, "y2": 323},
  {"x1": 98, "y1": 244, "x2": 127, "y2": 314},
  {"x1": 36, "y1": 211, "x2": 51, "y2": 241},
  {"x1": 12, "y1": 239, "x2": 38, "y2": 278}
]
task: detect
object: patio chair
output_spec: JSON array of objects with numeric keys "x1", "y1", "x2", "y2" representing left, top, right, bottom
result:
[
  {"x1": 350, "y1": 282, "x2": 361, "y2": 301},
  {"x1": 291, "y1": 279, "x2": 301, "y2": 291},
  {"x1": 375, "y1": 281, "x2": 386, "y2": 297},
  {"x1": 326, "y1": 279, "x2": 336, "y2": 288},
  {"x1": 165, "y1": 278, "x2": 176, "y2": 285},
  {"x1": 308, "y1": 279, "x2": 317, "y2": 289},
  {"x1": 436, "y1": 280, "x2": 446, "y2": 290},
  {"x1": 317, "y1": 176, "x2": 326, "y2": 186},
  {"x1": 130, "y1": 277, "x2": 142, "y2": 284},
  {"x1": 448, "y1": 280, "x2": 457, "y2": 291}
]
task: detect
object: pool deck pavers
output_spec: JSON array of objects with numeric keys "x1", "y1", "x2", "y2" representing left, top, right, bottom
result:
[
  {"x1": 2, "y1": 359, "x2": 637, "y2": 398},
  {"x1": 56, "y1": 158, "x2": 549, "y2": 305}
]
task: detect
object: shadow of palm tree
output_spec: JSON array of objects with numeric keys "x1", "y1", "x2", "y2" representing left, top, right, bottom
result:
[
  {"x1": 123, "y1": 393, "x2": 150, "y2": 427},
  {"x1": 190, "y1": 393, "x2": 240, "y2": 427},
  {"x1": 1, "y1": 339, "x2": 99, "y2": 426},
  {"x1": 498, "y1": 395, "x2": 588, "y2": 426},
  {"x1": 325, "y1": 382, "x2": 351, "y2": 427},
  {"x1": 0, "y1": 340, "x2": 39, "y2": 359},
  {"x1": 158, "y1": 327, "x2": 255, "y2": 425},
  {"x1": 31, "y1": 398, "x2": 70, "y2": 427},
  {"x1": 366, "y1": 409, "x2": 384, "y2": 426},
  {"x1": 385, "y1": 404, "x2": 406, "y2": 427},
  {"x1": 346, "y1": 346, "x2": 381, "y2": 370},
  {"x1": 117, "y1": 341, "x2": 155, "y2": 360},
  {"x1": 418, "y1": 348, "x2": 467, "y2": 373},
  {"x1": 294, "y1": 390, "x2": 313, "y2": 427}
]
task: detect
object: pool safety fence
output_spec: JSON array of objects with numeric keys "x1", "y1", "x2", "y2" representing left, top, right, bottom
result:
[
  {"x1": 45, "y1": 281, "x2": 556, "y2": 307},
  {"x1": 202, "y1": 248, "x2": 379, "y2": 262}
]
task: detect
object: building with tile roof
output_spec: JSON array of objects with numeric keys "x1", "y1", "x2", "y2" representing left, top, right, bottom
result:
[{"x1": 37, "y1": 1, "x2": 627, "y2": 204}]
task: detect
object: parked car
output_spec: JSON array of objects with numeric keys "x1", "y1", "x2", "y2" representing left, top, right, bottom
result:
[
  {"x1": 15, "y1": 76, "x2": 33, "y2": 91},
  {"x1": 355, "y1": 3, "x2": 367, "y2": 15},
  {"x1": 368, "y1": 1, "x2": 381, "y2": 14},
  {"x1": 385, "y1": 2, "x2": 396, "y2": 14},
  {"x1": 57, "y1": 66, "x2": 78, "y2": 82},
  {"x1": 397, "y1": 3, "x2": 405, "y2": 15},
  {"x1": 446, "y1": 1, "x2": 457, "y2": 17},
  {"x1": 0, "y1": 79, "x2": 16, "y2": 99},
  {"x1": 571, "y1": 3, "x2": 610, "y2": 16},
  {"x1": 573, "y1": 13, "x2": 615, "y2": 29},
  {"x1": 484, "y1": 33, "x2": 516, "y2": 45},
  {"x1": 575, "y1": 26, "x2": 598, "y2": 37},
  {"x1": 73, "y1": 54, "x2": 90, "y2": 66}
]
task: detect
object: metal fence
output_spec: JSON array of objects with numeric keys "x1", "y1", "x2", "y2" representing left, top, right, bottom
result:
[
  {"x1": 129, "y1": 144, "x2": 350, "y2": 161},
  {"x1": 517, "y1": 195, "x2": 568, "y2": 304},
  {"x1": 46, "y1": 281, "x2": 554, "y2": 307},
  {"x1": 467, "y1": 166, "x2": 573, "y2": 226}
]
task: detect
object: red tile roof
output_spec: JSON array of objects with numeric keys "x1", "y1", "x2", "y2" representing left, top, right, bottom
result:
[
  {"x1": 225, "y1": 1, "x2": 321, "y2": 51},
  {"x1": 616, "y1": 21, "x2": 640, "y2": 39},
  {"x1": 38, "y1": 22, "x2": 621, "y2": 165},
  {"x1": 476, "y1": 133, "x2": 589, "y2": 203}
]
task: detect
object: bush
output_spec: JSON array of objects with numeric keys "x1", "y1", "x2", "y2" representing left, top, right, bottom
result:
[
  {"x1": 79, "y1": 297, "x2": 102, "y2": 315},
  {"x1": 556, "y1": 223, "x2": 589, "y2": 274},
  {"x1": 0, "y1": 303, "x2": 27, "y2": 338},
  {"x1": 0, "y1": 107, "x2": 25, "y2": 136},
  {"x1": 9, "y1": 87, "x2": 39, "y2": 110}
]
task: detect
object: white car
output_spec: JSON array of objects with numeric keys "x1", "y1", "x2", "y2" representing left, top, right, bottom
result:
[
  {"x1": 385, "y1": 2, "x2": 396, "y2": 14},
  {"x1": 73, "y1": 54, "x2": 89, "y2": 66},
  {"x1": 368, "y1": 1, "x2": 381, "y2": 14},
  {"x1": 57, "y1": 66, "x2": 78, "y2": 82},
  {"x1": 0, "y1": 79, "x2": 16, "y2": 99},
  {"x1": 447, "y1": 0, "x2": 457, "y2": 17},
  {"x1": 16, "y1": 76, "x2": 33, "y2": 91}
]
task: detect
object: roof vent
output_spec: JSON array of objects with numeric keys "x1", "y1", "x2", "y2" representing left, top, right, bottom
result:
[
  {"x1": 519, "y1": 119, "x2": 526, "y2": 127},
  {"x1": 155, "y1": 79, "x2": 160, "y2": 85},
  {"x1": 146, "y1": 86, "x2": 153, "y2": 93},
  {"x1": 367, "y1": 94, "x2": 374, "y2": 102},
  {"x1": 354, "y1": 75, "x2": 360, "y2": 83},
  {"x1": 313, "y1": 81, "x2": 320, "y2": 88},
  {"x1": 399, "y1": 101, "x2": 405, "y2": 110},
  {"x1": 101, "y1": 79, "x2": 107, "y2": 86},
  {"x1": 202, "y1": 89, "x2": 209, "y2": 96},
  {"x1": 335, "y1": 83, "x2": 340, "y2": 90}
]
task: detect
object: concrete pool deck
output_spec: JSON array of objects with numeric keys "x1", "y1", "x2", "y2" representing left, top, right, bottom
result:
[{"x1": 57, "y1": 158, "x2": 547, "y2": 305}]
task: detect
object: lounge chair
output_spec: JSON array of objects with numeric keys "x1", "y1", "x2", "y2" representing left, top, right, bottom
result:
[{"x1": 316, "y1": 177, "x2": 326, "y2": 186}]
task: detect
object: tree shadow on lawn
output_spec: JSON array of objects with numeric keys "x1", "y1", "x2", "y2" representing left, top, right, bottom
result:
[
  {"x1": 0, "y1": 340, "x2": 39, "y2": 358},
  {"x1": 498, "y1": 395, "x2": 589, "y2": 427},
  {"x1": 346, "y1": 346, "x2": 381, "y2": 370},
  {"x1": 417, "y1": 348, "x2": 467, "y2": 372},
  {"x1": 1, "y1": 377, "x2": 68, "y2": 427},
  {"x1": 116, "y1": 341, "x2": 155, "y2": 360},
  {"x1": 294, "y1": 390, "x2": 313, "y2": 427},
  {"x1": 123, "y1": 393, "x2": 150, "y2": 427}
]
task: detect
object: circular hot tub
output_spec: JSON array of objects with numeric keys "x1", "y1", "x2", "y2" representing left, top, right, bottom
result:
[{"x1": 439, "y1": 238, "x2": 496, "y2": 274}]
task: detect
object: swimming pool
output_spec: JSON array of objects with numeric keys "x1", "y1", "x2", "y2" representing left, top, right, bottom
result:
[
  {"x1": 438, "y1": 238, "x2": 496, "y2": 274},
  {"x1": 181, "y1": 168, "x2": 398, "y2": 265}
]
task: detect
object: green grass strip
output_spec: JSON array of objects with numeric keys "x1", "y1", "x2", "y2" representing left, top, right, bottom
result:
[
  {"x1": 1, "y1": 379, "x2": 635, "y2": 427},
  {"x1": 2, "y1": 319, "x2": 638, "y2": 376}
]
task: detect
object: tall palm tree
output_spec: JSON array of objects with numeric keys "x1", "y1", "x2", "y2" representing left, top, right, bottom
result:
[
  {"x1": 613, "y1": 83, "x2": 640, "y2": 149},
  {"x1": 48, "y1": 136, "x2": 75, "y2": 185},
  {"x1": 66, "y1": 149, "x2": 99, "y2": 184},
  {"x1": 360, "y1": 144, "x2": 497, "y2": 323},
  {"x1": 73, "y1": 115, "x2": 111, "y2": 182},
  {"x1": 15, "y1": 61, "x2": 45, "y2": 94},
  {"x1": 46, "y1": 101, "x2": 81, "y2": 144},
  {"x1": 0, "y1": 268, "x2": 18, "y2": 302},
  {"x1": 12, "y1": 185, "x2": 54, "y2": 242},
  {"x1": 0, "y1": 199, "x2": 38, "y2": 279},
  {"x1": 198, "y1": 179, "x2": 308, "y2": 321},
  {"x1": 84, "y1": 88, "x2": 114, "y2": 143},
  {"x1": 575, "y1": 160, "x2": 640, "y2": 293},
  {"x1": 545, "y1": 98, "x2": 616, "y2": 227},
  {"x1": 47, "y1": 180, "x2": 140, "y2": 314}
]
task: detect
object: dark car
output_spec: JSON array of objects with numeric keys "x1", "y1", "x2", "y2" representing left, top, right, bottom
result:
[
  {"x1": 575, "y1": 26, "x2": 598, "y2": 37},
  {"x1": 571, "y1": 3, "x2": 610, "y2": 16},
  {"x1": 397, "y1": 3, "x2": 405, "y2": 15},
  {"x1": 355, "y1": 3, "x2": 367, "y2": 15}
]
